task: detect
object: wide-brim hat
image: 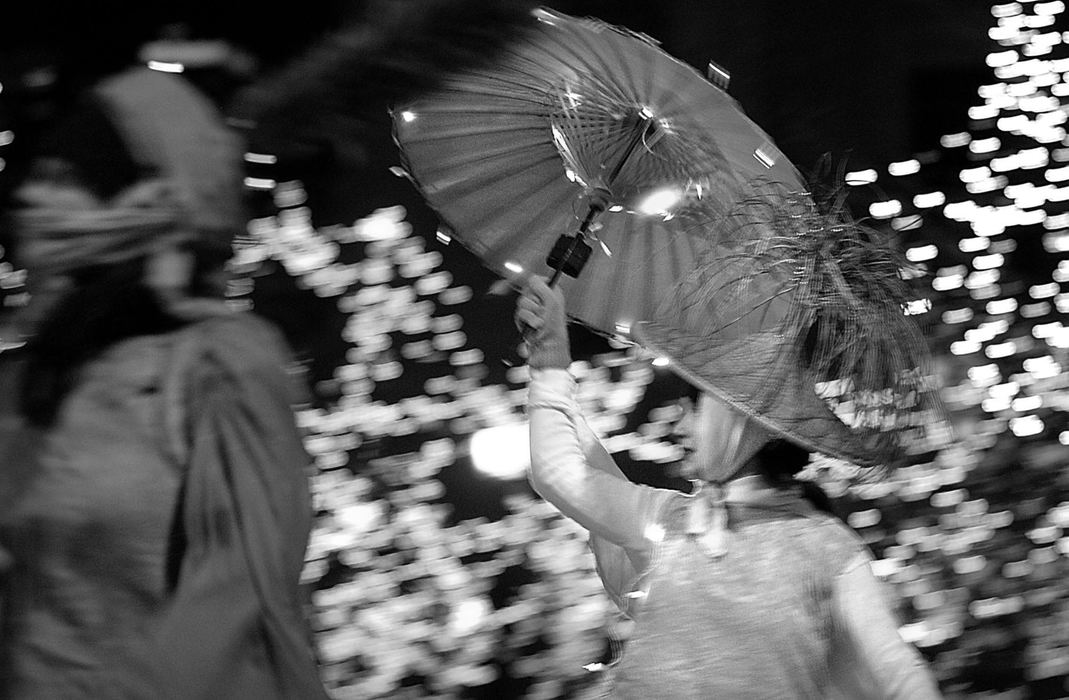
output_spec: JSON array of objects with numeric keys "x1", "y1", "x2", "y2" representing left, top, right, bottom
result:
[{"x1": 633, "y1": 182, "x2": 948, "y2": 469}]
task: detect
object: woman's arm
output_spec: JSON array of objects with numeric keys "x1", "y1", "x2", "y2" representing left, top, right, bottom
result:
[
  {"x1": 829, "y1": 555, "x2": 943, "y2": 699},
  {"x1": 529, "y1": 367, "x2": 673, "y2": 552},
  {"x1": 148, "y1": 313, "x2": 329, "y2": 699},
  {"x1": 519, "y1": 276, "x2": 673, "y2": 553}
]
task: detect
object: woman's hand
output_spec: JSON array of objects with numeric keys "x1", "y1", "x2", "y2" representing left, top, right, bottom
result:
[{"x1": 515, "y1": 276, "x2": 572, "y2": 370}]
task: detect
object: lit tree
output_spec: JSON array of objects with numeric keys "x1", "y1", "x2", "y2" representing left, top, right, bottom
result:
[{"x1": 834, "y1": 1, "x2": 1069, "y2": 694}]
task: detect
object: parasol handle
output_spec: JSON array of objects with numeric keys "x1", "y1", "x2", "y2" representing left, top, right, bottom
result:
[
  {"x1": 547, "y1": 199, "x2": 605, "y2": 286},
  {"x1": 546, "y1": 114, "x2": 655, "y2": 286}
]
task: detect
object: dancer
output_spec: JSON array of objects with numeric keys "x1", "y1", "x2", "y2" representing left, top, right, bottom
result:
[
  {"x1": 516, "y1": 188, "x2": 946, "y2": 698},
  {"x1": 0, "y1": 3, "x2": 544, "y2": 694},
  {"x1": 0, "y1": 67, "x2": 328, "y2": 699}
]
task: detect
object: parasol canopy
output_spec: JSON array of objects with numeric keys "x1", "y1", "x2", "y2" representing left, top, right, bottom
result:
[{"x1": 393, "y1": 7, "x2": 804, "y2": 335}]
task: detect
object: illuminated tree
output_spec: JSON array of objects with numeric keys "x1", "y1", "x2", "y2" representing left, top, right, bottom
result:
[{"x1": 836, "y1": 2, "x2": 1069, "y2": 694}]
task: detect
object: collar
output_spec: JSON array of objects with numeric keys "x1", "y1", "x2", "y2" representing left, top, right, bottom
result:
[{"x1": 683, "y1": 475, "x2": 809, "y2": 557}]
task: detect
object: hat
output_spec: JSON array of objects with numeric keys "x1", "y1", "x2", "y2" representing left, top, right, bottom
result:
[{"x1": 633, "y1": 181, "x2": 948, "y2": 470}]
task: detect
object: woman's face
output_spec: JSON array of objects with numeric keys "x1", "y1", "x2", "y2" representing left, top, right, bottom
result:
[
  {"x1": 675, "y1": 394, "x2": 740, "y2": 457},
  {"x1": 673, "y1": 393, "x2": 770, "y2": 481}
]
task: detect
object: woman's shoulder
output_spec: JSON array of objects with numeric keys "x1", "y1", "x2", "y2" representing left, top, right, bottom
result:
[
  {"x1": 182, "y1": 309, "x2": 290, "y2": 353},
  {"x1": 166, "y1": 310, "x2": 305, "y2": 405},
  {"x1": 172, "y1": 310, "x2": 295, "y2": 378},
  {"x1": 793, "y1": 510, "x2": 873, "y2": 572},
  {"x1": 160, "y1": 311, "x2": 305, "y2": 462}
]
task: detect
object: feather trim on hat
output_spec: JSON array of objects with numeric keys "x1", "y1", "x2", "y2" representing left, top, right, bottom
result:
[{"x1": 636, "y1": 177, "x2": 950, "y2": 473}]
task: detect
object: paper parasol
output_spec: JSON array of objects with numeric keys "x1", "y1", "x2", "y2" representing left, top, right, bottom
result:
[{"x1": 393, "y1": 8, "x2": 804, "y2": 335}]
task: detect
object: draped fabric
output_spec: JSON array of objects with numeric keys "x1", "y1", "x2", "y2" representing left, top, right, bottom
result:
[
  {"x1": 0, "y1": 312, "x2": 328, "y2": 699},
  {"x1": 13, "y1": 179, "x2": 188, "y2": 279},
  {"x1": 141, "y1": 312, "x2": 328, "y2": 699}
]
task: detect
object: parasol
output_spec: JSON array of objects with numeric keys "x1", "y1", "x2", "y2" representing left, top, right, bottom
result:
[{"x1": 393, "y1": 7, "x2": 804, "y2": 336}]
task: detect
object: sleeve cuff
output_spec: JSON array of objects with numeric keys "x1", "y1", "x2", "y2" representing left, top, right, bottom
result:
[{"x1": 528, "y1": 367, "x2": 577, "y2": 412}]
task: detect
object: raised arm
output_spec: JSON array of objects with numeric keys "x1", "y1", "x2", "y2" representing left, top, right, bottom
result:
[{"x1": 518, "y1": 276, "x2": 673, "y2": 553}]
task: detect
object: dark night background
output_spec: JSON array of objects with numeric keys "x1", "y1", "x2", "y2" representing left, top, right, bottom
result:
[
  {"x1": 0, "y1": 0, "x2": 996, "y2": 181},
  {"x1": 0, "y1": 0, "x2": 1002, "y2": 359},
  {"x1": 4, "y1": 2, "x2": 1065, "y2": 697}
]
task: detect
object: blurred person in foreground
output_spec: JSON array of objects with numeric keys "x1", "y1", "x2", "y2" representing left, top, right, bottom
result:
[
  {"x1": 0, "y1": 66, "x2": 330, "y2": 699},
  {"x1": 0, "y1": 2, "x2": 542, "y2": 696},
  {"x1": 515, "y1": 185, "x2": 948, "y2": 698}
]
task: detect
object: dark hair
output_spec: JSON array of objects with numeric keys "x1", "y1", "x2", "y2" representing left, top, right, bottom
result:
[
  {"x1": 752, "y1": 438, "x2": 810, "y2": 483},
  {"x1": 18, "y1": 242, "x2": 228, "y2": 427},
  {"x1": 752, "y1": 438, "x2": 836, "y2": 515},
  {"x1": 36, "y1": 94, "x2": 144, "y2": 200}
]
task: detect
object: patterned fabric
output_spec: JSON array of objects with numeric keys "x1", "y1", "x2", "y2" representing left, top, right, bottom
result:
[
  {"x1": 527, "y1": 368, "x2": 944, "y2": 699},
  {"x1": 0, "y1": 313, "x2": 327, "y2": 699},
  {"x1": 608, "y1": 502, "x2": 868, "y2": 699}
]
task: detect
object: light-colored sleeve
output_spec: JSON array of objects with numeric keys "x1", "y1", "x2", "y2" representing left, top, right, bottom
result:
[
  {"x1": 829, "y1": 555, "x2": 943, "y2": 700},
  {"x1": 527, "y1": 367, "x2": 674, "y2": 553}
]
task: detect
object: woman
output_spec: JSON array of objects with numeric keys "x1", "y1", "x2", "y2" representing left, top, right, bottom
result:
[
  {"x1": 515, "y1": 188, "x2": 947, "y2": 698},
  {"x1": 0, "y1": 67, "x2": 328, "y2": 699}
]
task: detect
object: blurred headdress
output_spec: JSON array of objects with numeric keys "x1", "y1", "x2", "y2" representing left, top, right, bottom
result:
[
  {"x1": 12, "y1": 66, "x2": 244, "y2": 278},
  {"x1": 230, "y1": 0, "x2": 538, "y2": 156},
  {"x1": 634, "y1": 180, "x2": 949, "y2": 474}
]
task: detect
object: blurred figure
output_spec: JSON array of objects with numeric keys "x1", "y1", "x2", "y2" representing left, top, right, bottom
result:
[
  {"x1": 516, "y1": 188, "x2": 948, "y2": 698},
  {"x1": 0, "y1": 67, "x2": 328, "y2": 699}
]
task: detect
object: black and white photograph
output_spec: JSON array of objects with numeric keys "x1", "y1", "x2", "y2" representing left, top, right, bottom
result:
[{"x1": 0, "y1": 1, "x2": 1067, "y2": 698}]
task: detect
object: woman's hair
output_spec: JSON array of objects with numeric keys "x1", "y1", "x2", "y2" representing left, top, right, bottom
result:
[
  {"x1": 752, "y1": 438, "x2": 836, "y2": 515},
  {"x1": 14, "y1": 89, "x2": 233, "y2": 427},
  {"x1": 752, "y1": 438, "x2": 810, "y2": 483},
  {"x1": 19, "y1": 241, "x2": 227, "y2": 427}
]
